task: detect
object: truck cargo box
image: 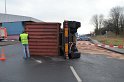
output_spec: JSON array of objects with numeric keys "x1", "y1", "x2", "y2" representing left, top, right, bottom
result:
[{"x1": 25, "y1": 22, "x2": 61, "y2": 56}]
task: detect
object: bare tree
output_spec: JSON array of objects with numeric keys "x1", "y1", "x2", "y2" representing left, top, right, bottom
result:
[
  {"x1": 119, "y1": 14, "x2": 124, "y2": 33},
  {"x1": 99, "y1": 15, "x2": 104, "y2": 28},
  {"x1": 99, "y1": 14, "x2": 104, "y2": 34},
  {"x1": 110, "y1": 6, "x2": 124, "y2": 35},
  {"x1": 92, "y1": 14, "x2": 104, "y2": 35},
  {"x1": 103, "y1": 19, "x2": 114, "y2": 32},
  {"x1": 92, "y1": 6, "x2": 124, "y2": 36},
  {"x1": 92, "y1": 14, "x2": 99, "y2": 35}
]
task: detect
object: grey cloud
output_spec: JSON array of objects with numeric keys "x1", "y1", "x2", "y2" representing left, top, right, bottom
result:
[{"x1": 0, "y1": 0, "x2": 124, "y2": 34}]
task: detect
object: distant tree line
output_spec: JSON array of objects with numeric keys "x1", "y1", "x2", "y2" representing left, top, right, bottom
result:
[{"x1": 92, "y1": 6, "x2": 124, "y2": 36}]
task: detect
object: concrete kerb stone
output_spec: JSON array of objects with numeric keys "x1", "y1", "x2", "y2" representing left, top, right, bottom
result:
[
  {"x1": 0, "y1": 40, "x2": 20, "y2": 46},
  {"x1": 89, "y1": 38, "x2": 124, "y2": 54}
]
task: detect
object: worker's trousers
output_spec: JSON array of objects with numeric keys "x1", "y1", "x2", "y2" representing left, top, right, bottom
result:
[{"x1": 22, "y1": 44, "x2": 30, "y2": 59}]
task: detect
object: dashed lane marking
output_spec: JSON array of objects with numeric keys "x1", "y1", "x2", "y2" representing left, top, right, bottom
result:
[
  {"x1": 70, "y1": 66, "x2": 82, "y2": 82},
  {"x1": 31, "y1": 58, "x2": 42, "y2": 64}
]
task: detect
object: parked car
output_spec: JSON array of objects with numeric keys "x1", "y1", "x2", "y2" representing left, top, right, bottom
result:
[
  {"x1": 77, "y1": 37, "x2": 81, "y2": 41},
  {"x1": 80, "y1": 36, "x2": 89, "y2": 41}
]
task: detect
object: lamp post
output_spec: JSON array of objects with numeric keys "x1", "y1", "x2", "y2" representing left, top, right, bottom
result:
[
  {"x1": 5, "y1": 0, "x2": 7, "y2": 14},
  {"x1": 106, "y1": 31, "x2": 107, "y2": 38}
]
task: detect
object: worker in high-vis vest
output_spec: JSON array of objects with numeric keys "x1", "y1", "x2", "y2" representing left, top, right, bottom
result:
[{"x1": 19, "y1": 31, "x2": 30, "y2": 59}]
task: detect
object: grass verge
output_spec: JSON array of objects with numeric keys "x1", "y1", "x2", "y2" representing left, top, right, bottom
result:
[{"x1": 92, "y1": 35, "x2": 124, "y2": 46}]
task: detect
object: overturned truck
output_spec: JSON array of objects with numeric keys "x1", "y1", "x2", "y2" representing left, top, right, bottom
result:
[{"x1": 25, "y1": 20, "x2": 81, "y2": 59}]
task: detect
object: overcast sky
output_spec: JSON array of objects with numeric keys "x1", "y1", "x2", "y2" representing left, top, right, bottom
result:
[{"x1": 0, "y1": 0, "x2": 124, "y2": 34}]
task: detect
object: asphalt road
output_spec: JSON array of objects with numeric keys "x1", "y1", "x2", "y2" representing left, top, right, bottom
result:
[{"x1": 0, "y1": 44, "x2": 124, "y2": 82}]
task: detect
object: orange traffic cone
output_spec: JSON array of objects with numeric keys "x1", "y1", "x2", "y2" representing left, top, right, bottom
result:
[
  {"x1": 109, "y1": 44, "x2": 113, "y2": 47},
  {"x1": 95, "y1": 44, "x2": 98, "y2": 46},
  {"x1": 118, "y1": 45, "x2": 123, "y2": 49},
  {"x1": 0, "y1": 48, "x2": 6, "y2": 61}
]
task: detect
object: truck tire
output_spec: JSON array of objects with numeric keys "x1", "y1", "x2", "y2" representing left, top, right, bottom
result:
[{"x1": 73, "y1": 52, "x2": 81, "y2": 58}]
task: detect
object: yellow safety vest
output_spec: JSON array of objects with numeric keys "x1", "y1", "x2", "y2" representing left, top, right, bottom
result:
[{"x1": 20, "y1": 33, "x2": 28, "y2": 44}]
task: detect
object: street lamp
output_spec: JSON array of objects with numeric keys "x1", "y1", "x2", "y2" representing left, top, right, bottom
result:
[
  {"x1": 5, "y1": 0, "x2": 7, "y2": 14},
  {"x1": 106, "y1": 31, "x2": 107, "y2": 38}
]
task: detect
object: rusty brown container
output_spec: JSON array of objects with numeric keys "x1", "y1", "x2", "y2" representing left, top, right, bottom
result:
[{"x1": 25, "y1": 22, "x2": 61, "y2": 56}]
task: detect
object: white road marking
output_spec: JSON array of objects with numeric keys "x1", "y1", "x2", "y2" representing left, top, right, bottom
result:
[
  {"x1": 70, "y1": 66, "x2": 82, "y2": 82},
  {"x1": 105, "y1": 45, "x2": 109, "y2": 48},
  {"x1": 11, "y1": 40, "x2": 15, "y2": 41},
  {"x1": 114, "y1": 46, "x2": 118, "y2": 48},
  {"x1": 31, "y1": 58, "x2": 42, "y2": 63},
  {"x1": 98, "y1": 44, "x2": 101, "y2": 46}
]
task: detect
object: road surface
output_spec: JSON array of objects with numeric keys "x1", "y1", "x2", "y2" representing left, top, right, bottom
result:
[
  {"x1": 0, "y1": 42, "x2": 124, "y2": 82},
  {"x1": 77, "y1": 41, "x2": 124, "y2": 59}
]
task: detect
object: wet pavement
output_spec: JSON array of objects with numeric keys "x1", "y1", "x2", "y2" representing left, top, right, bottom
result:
[
  {"x1": 0, "y1": 44, "x2": 76, "y2": 82},
  {"x1": 0, "y1": 44, "x2": 124, "y2": 82},
  {"x1": 71, "y1": 54, "x2": 124, "y2": 82}
]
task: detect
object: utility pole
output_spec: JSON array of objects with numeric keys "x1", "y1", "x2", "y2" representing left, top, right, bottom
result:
[{"x1": 5, "y1": 0, "x2": 7, "y2": 14}]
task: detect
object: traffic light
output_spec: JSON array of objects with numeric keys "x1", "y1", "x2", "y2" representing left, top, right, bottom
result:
[{"x1": 68, "y1": 21, "x2": 81, "y2": 34}]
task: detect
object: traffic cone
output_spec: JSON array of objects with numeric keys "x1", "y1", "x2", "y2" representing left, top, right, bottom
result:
[
  {"x1": 95, "y1": 44, "x2": 98, "y2": 46},
  {"x1": 0, "y1": 48, "x2": 6, "y2": 61},
  {"x1": 109, "y1": 44, "x2": 113, "y2": 47},
  {"x1": 118, "y1": 45, "x2": 123, "y2": 49}
]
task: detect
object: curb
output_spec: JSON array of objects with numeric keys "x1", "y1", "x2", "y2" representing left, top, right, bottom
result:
[
  {"x1": 94, "y1": 44, "x2": 124, "y2": 49},
  {"x1": 0, "y1": 40, "x2": 20, "y2": 46},
  {"x1": 97, "y1": 44, "x2": 124, "y2": 54},
  {"x1": 89, "y1": 38, "x2": 124, "y2": 54}
]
